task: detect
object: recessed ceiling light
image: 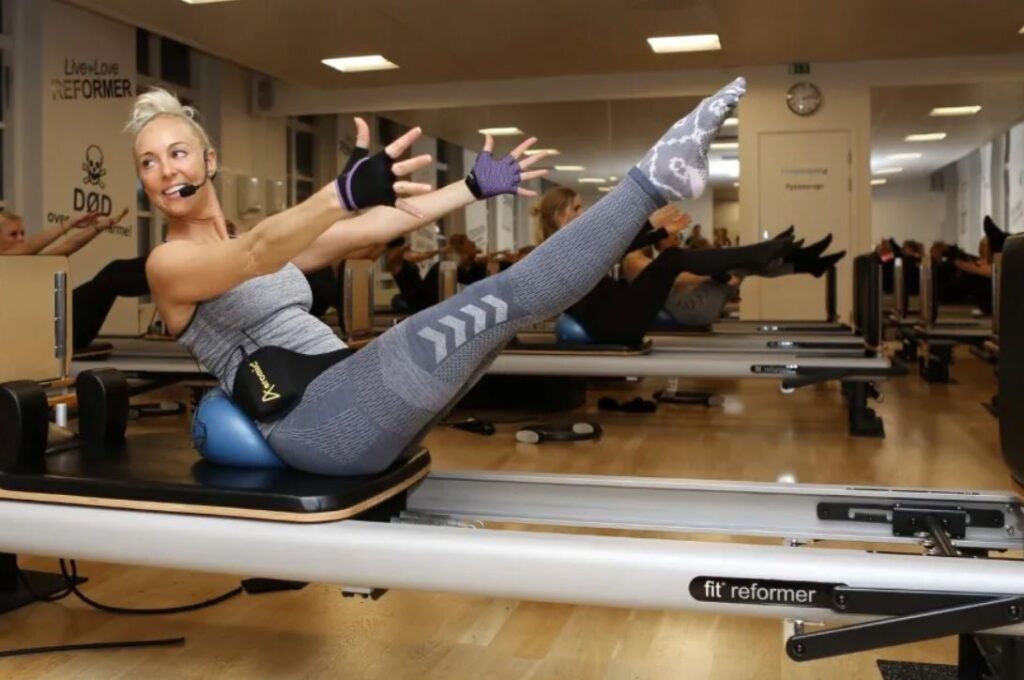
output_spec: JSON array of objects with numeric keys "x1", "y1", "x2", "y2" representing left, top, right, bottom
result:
[
  {"x1": 609, "y1": 176, "x2": 618, "y2": 181},
  {"x1": 873, "y1": 167, "x2": 903, "y2": 175},
  {"x1": 711, "y1": 142, "x2": 739, "y2": 150},
  {"x1": 1019, "y1": 24, "x2": 1024, "y2": 34},
  {"x1": 723, "y1": 117, "x2": 738, "y2": 126},
  {"x1": 887, "y1": 153, "x2": 922, "y2": 161},
  {"x1": 598, "y1": 187, "x2": 614, "y2": 193},
  {"x1": 930, "y1": 106, "x2": 982, "y2": 117},
  {"x1": 709, "y1": 159, "x2": 739, "y2": 177},
  {"x1": 871, "y1": 178, "x2": 888, "y2": 186},
  {"x1": 478, "y1": 127, "x2": 523, "y2": 136},
  {"x1": 733, "y1": 182, "x2": 740, "y2": 188},
  {"x1": 554, "y1": 165, "x2": 586, "y2": 172},
  {"x1": 647, "y1": 34, "x2": 722, "y2": 54},
  {"x1": 578, "y1": 177, "x2": 606, "y2": 184},
  {"x1": 524, "y1": 148, "x2": 559, "y2": 156},
  {"x1": 180, "y1": 0, "x2": 240, "y2": 4},
  {"x1": 322, "y1": 55, "x2": 399, "y2": 73},
  {"x1": 905, "y1": 132, "x2": 947, "y2": 142}
]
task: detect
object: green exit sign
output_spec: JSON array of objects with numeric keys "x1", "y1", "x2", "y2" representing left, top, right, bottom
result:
[{"x1": 789, "y1": 63, "x2": 811, "y2": 75}]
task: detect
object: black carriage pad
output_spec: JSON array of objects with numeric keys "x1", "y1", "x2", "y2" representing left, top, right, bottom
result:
[
  {"x1": 0, "y1": 432, "x2": 430, "y2": 522},
  {"x1": 504, "y1": 338, "x2": 654, "y2": 355},
  {"x1": 1000, "y1": 234, "x2": 1024, "y2": 484}
]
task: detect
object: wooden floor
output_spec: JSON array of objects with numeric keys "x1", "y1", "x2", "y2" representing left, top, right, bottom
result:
[{"x1": 2, "y1": 347, "x2": 1010, "y2": 679}]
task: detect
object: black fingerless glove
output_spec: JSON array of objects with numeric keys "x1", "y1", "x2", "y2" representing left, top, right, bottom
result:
[
  {"x1": 341, "y1": 146, "x2": 368, "y2": 174},
  {"x1": 335, "y1": 150, "x2": 397, "y2": 211}
]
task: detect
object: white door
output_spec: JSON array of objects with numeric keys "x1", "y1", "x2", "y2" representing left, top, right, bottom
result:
[{"x1": 757, "y1": 130, "x2": 852, "y2": 320}]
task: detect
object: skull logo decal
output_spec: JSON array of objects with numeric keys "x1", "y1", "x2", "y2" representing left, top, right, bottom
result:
[{"x1": 82, "y1": 144, "x2": 107, "y2": 189}]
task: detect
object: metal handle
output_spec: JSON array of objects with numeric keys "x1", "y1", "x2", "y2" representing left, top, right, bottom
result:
[{"x1": 54, "y1": 271, "x2": 67, "y2": 378}]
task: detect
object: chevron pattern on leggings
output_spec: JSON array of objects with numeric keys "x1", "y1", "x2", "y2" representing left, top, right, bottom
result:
[{"x1": 416, "y1": 294, "x2": 509, "y2": 363}]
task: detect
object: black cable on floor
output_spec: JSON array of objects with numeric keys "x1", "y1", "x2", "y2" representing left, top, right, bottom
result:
[
  {"x1": 0, "y1": 637, "x2": 185, "y2": 659},
  {"x1": 2, "y1": 557, "x2": 246, "y2": 660},
  {"x1": 59, "y1": 559, "x2": 244, "y2": 615}
]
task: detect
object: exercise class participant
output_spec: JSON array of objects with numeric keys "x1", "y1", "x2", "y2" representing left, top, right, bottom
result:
[
  {"x1": 135, "y1": 79, "x2": 771, "y2": 476},
  {"x1": 532, "y1": 184, "x2": 834, "y2": 344}
]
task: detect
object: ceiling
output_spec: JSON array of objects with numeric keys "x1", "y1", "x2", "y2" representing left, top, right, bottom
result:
[
  {"x1": 378, "y1": 96, "x2": 731, "y2": 191},
  {"x1": 871, "y1": 81, "x2": 1024, "y2": 182},
  {"x1": 380, "y1": 80, "x2": 1024, "y2": 194},
  {"x1": 68, "y1": 0, "x2": 1024, "y2": 90},
  {"x1": 65, "y1": 0, "x2": 1024, "y2": 192}
]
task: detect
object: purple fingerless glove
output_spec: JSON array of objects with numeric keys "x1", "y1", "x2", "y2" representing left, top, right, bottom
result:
[{"x1": 465, "y1": 151, "x2": 521, "y2": 199}]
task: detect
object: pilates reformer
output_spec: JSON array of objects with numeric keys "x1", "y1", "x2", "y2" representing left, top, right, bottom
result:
[
  {"x1": 1, "y1": 357, "x2": 1023, "y2": 676},
  {"x1": 518, "y1": 262, "x2": 870, "y2": 356},
  {"x1": 4, "y1": 246, "x2": 1024, "y2": 677},
  {"x1": 69, "y1": 253, "x2": 900, "y2": 437},
  {"x1": 707, "y1": 265, "x2": 855, "y2": 334},
  {"x1": 505, "y1": 253, "x2": 902, "y2": 437},
  {"x1": 73, "y1": 261, "x2": 900, "y2": 437},
  {"x1": 897, "y1": 254, "x2": 997, "y2": 383},
  {"x1": 884, "y1": 256, "x2": 986, "y2": 330}
]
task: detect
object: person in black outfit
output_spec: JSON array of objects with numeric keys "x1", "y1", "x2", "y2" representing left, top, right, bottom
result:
[
  {"x1": 930, "y1": 236, "x2": 993, "y2": 315},
  {"x1": 534, "y1": 187, "x2": 844, "y2": 345},
  {"x1": 384, "y1": 233, "x2": 491, "y2": 312},
  {"x1": 304, "y1": 244, "x2": 389, "y2": 322}
]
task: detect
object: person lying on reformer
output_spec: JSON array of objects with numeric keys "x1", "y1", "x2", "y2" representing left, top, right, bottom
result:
[
  {"x1": 528, "y1": 185, "x2": 842, "y2": 345},
  {"x1": 132, "y1": 78, "x2": 775, "y2": 476},
  {"x1": 626, "y1": 219, "x2": 845, "y2": 332}
]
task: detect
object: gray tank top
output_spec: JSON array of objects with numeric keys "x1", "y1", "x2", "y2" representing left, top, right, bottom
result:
[{"x1": 178, "y1": 263, "x2": 347, "y2": 434}]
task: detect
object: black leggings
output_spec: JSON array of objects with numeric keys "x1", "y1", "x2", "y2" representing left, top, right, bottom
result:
[
  {"x1": 572, "y1": 244, "x2": 770, "y2": 345},
  {"x1": 72, "y1": 257, "x2": 149, "y2": 349},
  {"x1": 392, "y1": 261, "x2": 488, "y2": 312},
  {"x1": 392, "y1": 261, "x2": 441, "y2": 312}
]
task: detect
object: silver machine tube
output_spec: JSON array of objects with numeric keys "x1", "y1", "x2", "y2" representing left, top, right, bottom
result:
[
  {"x1": 0, "y1": 500, "x2": 1022, "y2": 635},
  {"x1": 53, "y1": 271, "x2": 68, "y2": 427}
]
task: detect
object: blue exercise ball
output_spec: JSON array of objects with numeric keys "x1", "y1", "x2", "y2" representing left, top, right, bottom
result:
[
  {"x1": 191, "y1": 388, "x2": 287, "y2": 468},
  {"x1": 555, "y1": 314, "x2": 593, "y2": 344}
]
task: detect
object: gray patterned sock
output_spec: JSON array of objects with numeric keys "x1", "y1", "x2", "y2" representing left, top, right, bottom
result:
[{"x1": 631, "y1": 77, "x2": 746, "y2": 203}]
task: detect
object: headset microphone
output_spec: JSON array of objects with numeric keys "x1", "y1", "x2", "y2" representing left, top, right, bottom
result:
[{"x1": 176, "y1": 150, "x2": 212, "y2": 198}]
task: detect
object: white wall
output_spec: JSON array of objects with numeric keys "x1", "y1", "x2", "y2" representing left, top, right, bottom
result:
[
  {"x1": 217, "y1": 61, "x2": 288, "y2": 231},
  {"x1": 871, "y1": 176, "x2": 952, "y2": 249},
  {"x1": 738, "y1": 66, "x2": 873, "y2": 322},
  {"x1": 1009, "y1": 121, "x2": 1024, "y2": 233},
  {"x1": 679, "y1": 190, "x2": 713, "y2": 239},
  {"x1": 42, "y1": 0, "x2": 138, "y2": 334}
]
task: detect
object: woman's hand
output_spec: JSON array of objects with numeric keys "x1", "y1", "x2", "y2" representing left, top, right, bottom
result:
[
  {"x1": 336, "y1": 117, "x2": 434, "y2": 218},
  {"x1": 465, "y1": 135, "x2": 551, "y2": 199},
  {"x1": 66, "y1": 211, "x2": 104, "y2": 231},
  {"x1": 90, "y1": 207, "x2": 130, "y2": 232},
  {"x1": 649, "y1": 204, "x2": 682, "y2": 229},
  {"x1": 663, "y1": 212, "x2": 692, "y2": 236}
]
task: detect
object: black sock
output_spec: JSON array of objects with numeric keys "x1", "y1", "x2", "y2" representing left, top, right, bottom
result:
[
  {"x1": 787, "y1": 235, "x2": 833, "y2": 272},
  {"x1": 774, "y1": 226, "x2": 795, "y2": 241},
  {"x1": 803, "y1": 234, "x2": 833, "y2": 260},
  {"x1": 984, "y1": 215, "x2": 1008, "y2": 254},
  {"x1": 798, "y1": 251, "x2": 846, "y2": 278}
]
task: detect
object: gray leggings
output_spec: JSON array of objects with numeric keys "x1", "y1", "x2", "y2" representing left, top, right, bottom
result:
[
  {"x1": 266, "y1": 175, "x2": 661, "y2": 475},
  {"x1": 663, "y1": 280, "x2": 736, "y2": 327}
]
